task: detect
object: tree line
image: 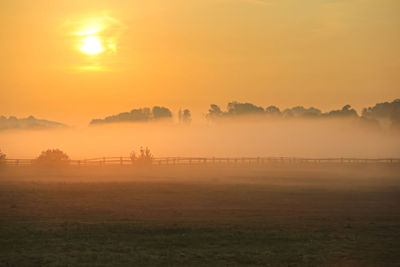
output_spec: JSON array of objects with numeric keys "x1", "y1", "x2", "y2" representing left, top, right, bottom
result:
[
  {"x1": 0, "y1": 99, "x2": 399, "y2": 130},
  {"x1": 89, "y1": 99, "x2": 400, "y2": 130}
]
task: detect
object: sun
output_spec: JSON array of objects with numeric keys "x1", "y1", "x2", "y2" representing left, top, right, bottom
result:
[{"x1": 80, "y1": 36, "x2": 104, "y2": 55}]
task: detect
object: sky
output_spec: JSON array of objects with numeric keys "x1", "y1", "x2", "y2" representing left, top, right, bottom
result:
[{"x1": 0, "y1": 0, "x2": 399, "y2": 125}]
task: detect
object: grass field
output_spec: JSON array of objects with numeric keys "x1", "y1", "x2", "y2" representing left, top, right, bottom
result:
[{"x1": 1, "y1": 165, "x2": 399, "y2": 266}]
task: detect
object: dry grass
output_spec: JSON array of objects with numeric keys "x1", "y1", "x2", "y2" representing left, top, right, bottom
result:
[{"x1": 0, "y1": 165, "x2": 399, "y2": 266}]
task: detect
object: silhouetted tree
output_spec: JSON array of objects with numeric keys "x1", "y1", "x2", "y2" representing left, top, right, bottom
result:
[
  {"x1": 179, "y1": 109, "x2": 191, "y2": 124},
  {"x1": 265, "y1": 106, "x2": 281, "y2": 116},
  {"x1": 152, "y1": 106, "x2": 172, "y2": 120},
  {"x1": 207, "y1": 104, "x2": 223, "y2": 119},
  {"x1": 90, "y1": 106, "x2": 172, "y2": 124},
  {"x1": 206, "y1": 102, "x2": 265, "y2": 120},
  {"x1": 362, "y1": 99, "x2": 400, "y2": 129},
  {"x1": 227, "y1": 102, "x2": 264, "y2": 116},
  {"x1": 362, "y1": 99, "x2": 400, "y2": 119},
  {"x1": 390, "y1": 105, "x2": 400, "y2": 130},
  {"x1": 324, "y1": 105, "x2": 358, "y2": 118},
  {"x1": 283, "y1": 106, "x2": 322, "y2": 118},
  {"x1": 130, "y1": 108, "x2": 151, "y2": 121},
  {"x1": 0, "y1": 115, "x2": 65, "y2": 130},
  {"x1": 183, "y1": 109, "x2": 191, "y2": 123},
  {"x1": 130, "y1": 147, "x2": 153, "y2": 166},
  {"x1": 34, "y1": 149, "x2": 70, "y2": 167}
]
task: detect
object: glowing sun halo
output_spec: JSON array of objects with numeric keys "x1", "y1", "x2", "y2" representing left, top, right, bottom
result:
[
  {"x1": 80, "y1": 36, "x2": 104, "y2": 55},
  {"x1": 66, "y1": 15, "x2": 126, "y2": 70}
]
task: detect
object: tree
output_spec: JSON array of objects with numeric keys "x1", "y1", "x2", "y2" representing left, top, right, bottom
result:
[
  {"x1": 182, "y1": 109, "x2": 191, "y2": 124},
  {"x1": 390, "y1": 105, "x2": 400, "y2": 130},
  {"x1": 265, "y1": 106, "x2": 281, "y2": 116},
  {"x1": 130, "y1": 147, "x2": 153, "y2": 166},
  {"x1": 34, "y1": 149, "x2": 70, "y2": 166},
  {"x1": 179, "y1": 109, "x2": 191, "y2": 124},
  {"x1": 227, "y1": 102, "x2": 264, "y2": 116},
  {"x1": 324, "y1": 105, "x2": 358, "y2": 118},
  {"x1": 152, "y1": 106, "x2": 172, "y2": 120},
  {"x1": 206, "y1": 104, "x2": 223, "y2": 120},
  {"x1": 281, "y1": 106, "x2": 322, "y2": 118}
]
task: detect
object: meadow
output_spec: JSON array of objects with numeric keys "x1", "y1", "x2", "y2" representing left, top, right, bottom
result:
[{"x1": 0, "y1": 164, "x2": 399, "y2": 266}]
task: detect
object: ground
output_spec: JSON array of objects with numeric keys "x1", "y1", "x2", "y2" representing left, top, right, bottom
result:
[{"x1": 0, "y1": 164, "x2": 399, "y2": 266}]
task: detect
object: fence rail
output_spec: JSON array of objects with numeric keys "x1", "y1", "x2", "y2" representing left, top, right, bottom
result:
[{"x1": 3, "y1": 157, "x2": 400, "y2": 167}]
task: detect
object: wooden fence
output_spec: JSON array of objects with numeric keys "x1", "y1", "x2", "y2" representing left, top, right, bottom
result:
[{"x1": 3, "y1": 157, "x2": 400, "y2": 167}]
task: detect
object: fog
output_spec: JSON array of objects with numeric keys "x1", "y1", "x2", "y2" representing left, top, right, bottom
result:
[{"x1": 1, "y1": 117, "x2": 399, "y2": 159}]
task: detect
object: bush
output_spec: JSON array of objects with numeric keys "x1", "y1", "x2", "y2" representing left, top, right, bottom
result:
[
  {"x1": 0, "y1": 150, "x2": 6, "y2": 166},
  {"x1": 34, "y1": 149, "x2": 70, "y2": 167},
  {"x1": 130, "y1": 147, "x2": 153, "y2": 166}
]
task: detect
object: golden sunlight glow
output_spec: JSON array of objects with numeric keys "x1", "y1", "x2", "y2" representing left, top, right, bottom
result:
[
  {"x1": 63, "y1": 15, "x2": 126, "y2": 70},
  {"x1": 68, "y1": 15, "x2": 124, "y2": 55},
  {"x1": 80, "y1": 36, "x2": 104, "y2": 55},
  {"x1": 76, "y1": 23, "x2": 104, "y2": 36}
]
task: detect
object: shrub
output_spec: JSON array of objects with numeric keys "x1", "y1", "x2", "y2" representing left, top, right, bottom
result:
[
  {"x1": 34, "y1": 149, "x2": 70, "y2": 167},
  {"x1": 0, "y1": 150, "x2": 6, "y2": 166},
  {"x1": 130, "y1": 147, "x2": 153, "y2": 166}
]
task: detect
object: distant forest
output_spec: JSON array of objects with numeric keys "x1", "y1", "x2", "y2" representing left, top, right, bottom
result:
[
  {"x1": 89, "y1": 99, "x2": 400, "y2": 130},
  {"x1": 90, "y1": 106, "x2": 173, "y2": 125},
  {"x1": 1, "y1": 99, "x2": 399, "y2": 130},
  {"x1": 0, "y1": 115, "x2": 66, "y2": 131},
  {"x1": 205, "y1": 99, "x2": 400, "y2": 128}
]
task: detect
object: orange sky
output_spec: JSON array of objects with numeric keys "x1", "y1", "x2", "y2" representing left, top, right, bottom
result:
[{"x1": 1, "y1": 0, "x2": 399, "y2": 125}]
